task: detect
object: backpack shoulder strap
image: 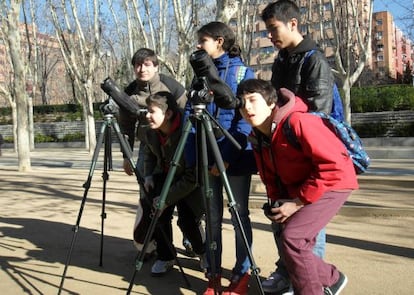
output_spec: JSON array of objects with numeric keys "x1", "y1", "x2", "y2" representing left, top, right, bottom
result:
[
  {"x1": 282, "y1": 113, "x2": 301, "y2": 150},
  {"x1": 159, "y1": 74, "x2": 185, "y2": 99},
  {"x1": 303, "y1": 49, "x2": 316, "y2": 66}
]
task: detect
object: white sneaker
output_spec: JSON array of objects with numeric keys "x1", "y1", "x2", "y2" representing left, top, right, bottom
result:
[
  {"x1": 282, "y1": 284, "x2": 294, "y2": 295},
  {"x1": 151, "y1": 259, "x2": 174, "y2": 276},
  {"x1": 261, "y1": 270, "x2": 291, "y2": 293},
  {"x1": 182, "y1": 237, "x2": 196, "y2": 257}
]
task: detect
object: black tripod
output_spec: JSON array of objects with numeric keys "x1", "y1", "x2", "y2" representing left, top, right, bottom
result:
[
  {"x1": 57, "y1": 109, "x2": 140, "y2": 294},
  {"x1": 57, "y1": 105, "x2": 191, "y2": 294},
  {"x1": 125, "y1": 103, "x2": 264, "y2": 295}
]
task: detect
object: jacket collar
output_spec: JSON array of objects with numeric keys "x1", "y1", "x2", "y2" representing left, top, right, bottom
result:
[
  {"x1": 136, "y1": 72, "x2": 161, "y2": 93},
  {"x1": 270, "y1": 88, "x2": 308, "y2": 134}
]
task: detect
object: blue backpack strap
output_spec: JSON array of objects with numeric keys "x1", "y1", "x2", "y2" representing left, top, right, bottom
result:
[
  {"x1": 331, "y1": 84, "x2": 344, "y2": 121},
  {"x1": 282, "y1": 113, "x2": 301, "y2": 150},
  {"x1": 303, "y1": 49, "x2": 316, "y2": 64}
]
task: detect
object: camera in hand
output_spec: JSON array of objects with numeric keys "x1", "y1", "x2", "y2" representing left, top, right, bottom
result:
[
  {"x1": 262, "y1": 201, "x2": 280, "y2": 216},
  {"x1": 189, "y1": 49, "x2": 240, "y2": 109},
  {"x1": 100, "y1": 77, "x2": 142, "y2": 117}
]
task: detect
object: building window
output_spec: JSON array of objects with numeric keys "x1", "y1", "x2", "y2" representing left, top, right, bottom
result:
[
  {"x1": 260, "y1": 46, "x2": 274, "y2": 55},
  {"x1": 324, "y1": 21, "x2": 332, "y2": 29},
  {"x1": 376, "y1": 19, "x2": 383, "y2": 26},
  {"x1": 254, "y1": 30, "x2": 268, "y2": 39},
  {"x1": 377, "y1": 55, "x2": 384, "y2": 61},
  {"x1": 323, "y1": 3, "x2": 332, "y2": 11},
  {"x1": 300, "y1": 24, "x2": 308, "y2": 35},
  {"x1": 376, "y1": 31, "x2": 383, "y2": 40},
  {"x1": 300, "y1": 6, "x2": 307, "y2": 14}
]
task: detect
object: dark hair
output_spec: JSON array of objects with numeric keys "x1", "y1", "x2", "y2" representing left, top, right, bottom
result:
[
  {"x1": 261, "y1": 0, "x2": 301, "y2": 25},
  {"x1": 145, "y1": 91, "x2": 179, "y2": 114},
  {"x1": 131, "y1": 48, "x2": 159, "y2": 66},
  {"x1": 197, "y1": 21, "x2": 241, "y2": 57},
  {"x1": 237, "y1": 79, "x2": 278, "y2": 105}
]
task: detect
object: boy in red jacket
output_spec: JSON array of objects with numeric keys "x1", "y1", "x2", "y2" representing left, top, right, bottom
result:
[{"x1": 237, "y1": 79, "x2": 358, "y2": 295}]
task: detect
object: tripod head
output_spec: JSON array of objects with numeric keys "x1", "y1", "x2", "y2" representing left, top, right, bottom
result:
[{"x1": 100, "y1": 98, "x2": 120, "y2": 116}]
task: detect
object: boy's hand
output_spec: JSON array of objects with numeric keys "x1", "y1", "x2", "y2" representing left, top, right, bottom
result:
[
  {"x1": 209, "y1": 162, "x2": 229, "y2": 176},
  {"x1": 123, "y1": 158, "x2": 134, "y2": 175},
  {"x1": 266, "y1": 199, "x2": 304, "y2": 223},
  {"x1": 144, "y1": 176, "x2": 154, "y2": 192}
]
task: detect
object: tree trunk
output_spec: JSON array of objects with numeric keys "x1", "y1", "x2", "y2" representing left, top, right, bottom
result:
[
  {"x1": 79, "y1": 79, "x2": 96, "y2": 153},
  {"x1": 343, "y1": 78, "x2": 352, "y2": 124},
  {"x1": 7, "y1": 1, "x2": 31, "y2": 171},
  {"x1": 28, "y1": 94, "x2": 34, "y2": 150},
  {"x1": 12, "y1": 102, "x2": 17, "y2": 152}
]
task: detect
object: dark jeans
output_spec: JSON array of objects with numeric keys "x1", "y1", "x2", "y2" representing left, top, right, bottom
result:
[{"x1": 154, "y1": 200, "x2": 204, "y2": 261}]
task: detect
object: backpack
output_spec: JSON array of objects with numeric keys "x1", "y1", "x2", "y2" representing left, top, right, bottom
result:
[
  {"x1": 303, "y1": 50, "x2": 344, "y2": 121},
  {"x1": 282, "y1": 111, "x2": 370, "y2": 174}
]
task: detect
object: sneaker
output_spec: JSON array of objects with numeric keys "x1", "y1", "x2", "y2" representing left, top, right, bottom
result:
[
  {"x1": 197, "y1": 252, "x2": 208, "y2": 272},
  {"x1": 183, "y1": 237, "x2": 196, "y2": 257},
  {"x1": 324, "y1": 272, "x2": 348, "y2": 295},
  {"x1": 151, "y1": 259, "x2": 174, "y2": 277},
  {"x1": 261, "y1": 270, "x2": 291, "y2": 293},
  {"x1": 203, "y1": 274, "x2": 222, "y2": 295},
  {"x1": 222, "y1": 273, "x2": 250, "y2": 295},
  {"x1": 133, "y1": 240, "x2": 157, "y2": 261},
  {"x1": 280, "y1": 284, "x2": 294, "y2": 295}
]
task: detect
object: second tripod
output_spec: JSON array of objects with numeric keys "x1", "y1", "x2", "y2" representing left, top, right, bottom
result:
[{"x1": 58, "y1": 110, "x2": 139, "y2": 294}]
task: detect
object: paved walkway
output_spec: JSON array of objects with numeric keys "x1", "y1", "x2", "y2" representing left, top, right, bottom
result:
[{"x1": 0, "y1": 148, "x2": 413, "y2": 294}]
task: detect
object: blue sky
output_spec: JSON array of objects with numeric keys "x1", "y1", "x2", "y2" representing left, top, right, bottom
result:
[{"x1": 374, "y1": 0, "x2": 413, "y2": 38}]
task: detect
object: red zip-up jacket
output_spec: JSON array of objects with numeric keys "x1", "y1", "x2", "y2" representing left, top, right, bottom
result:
[{"x1": 251, "y1": 90, "x2": 358, "y2": 204}]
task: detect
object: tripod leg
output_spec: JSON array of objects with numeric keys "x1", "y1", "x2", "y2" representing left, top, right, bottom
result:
[
  {"x1": 119, "y1": 118, "x2": 193, "y2": 295},
  {"x1": 58, "y1": 121, "x2": 107, "y2": 295},
  {"x1": 201, "y1": 115, "x2": 265, "y2": 295},
  {"x1": 198, "y1": 119, "x2": 221, "y2": 295},
  {"x1": 99, "y1": 125, "x2": 112, "y2": 267}
]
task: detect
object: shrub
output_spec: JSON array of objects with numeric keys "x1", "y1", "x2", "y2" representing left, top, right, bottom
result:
[
  {"x1": 34, "y1": 133, "x2": 57, "y2": 143},
  {"x1": 61, "y1": 132, "x2": 84, "y2": 142}
]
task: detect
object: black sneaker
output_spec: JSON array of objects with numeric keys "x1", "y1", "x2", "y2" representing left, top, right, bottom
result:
[{"x1": 324, "y1": 272, "x2": 348, "y2": 295}]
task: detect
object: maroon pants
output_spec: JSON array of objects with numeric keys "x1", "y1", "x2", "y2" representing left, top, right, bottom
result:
[{"x1": 281, "y1": 190, "x2": 351, "y2": 294}]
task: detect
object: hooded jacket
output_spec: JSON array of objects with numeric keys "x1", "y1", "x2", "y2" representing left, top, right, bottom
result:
[
  {"x1": 143, "y1": 111, "x2": 204, "y2": 217},
  {"x1": 251, "y1": 89, "x2": 358, "y2": 204},
  {"x1": 271, "y1": 36, "x2": 334, "y2": 115}
]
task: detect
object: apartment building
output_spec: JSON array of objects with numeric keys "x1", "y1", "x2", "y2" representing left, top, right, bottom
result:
[{"x1": 372, "y1": 11, "x2": 413, "y2": 81}]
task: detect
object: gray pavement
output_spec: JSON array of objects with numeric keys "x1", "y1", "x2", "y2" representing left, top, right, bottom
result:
[{"x1": 0, "y1": 148, "x2": 413, "y2": 294}]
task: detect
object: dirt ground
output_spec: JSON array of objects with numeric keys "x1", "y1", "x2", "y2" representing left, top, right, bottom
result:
[{"x1": 1, "y1": 148, "x2": 413, "y2": 294}]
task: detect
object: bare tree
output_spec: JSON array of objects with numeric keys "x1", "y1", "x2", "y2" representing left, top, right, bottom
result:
[
  {"x1": 0, "y1": 1, "x2": 31, "y2": 171},
  {"x1": 48, "y1": 0, "x2": 103, "y2": 153},
  {"x1": 216, "y1": 0, "x2": 239, "y2": 23},
  {"x1": 104, "y1": 0, "x2": 205, "y2": 87},
  {"x1": 331, "y1": 0, "x2": 374, "y2": 123}
]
